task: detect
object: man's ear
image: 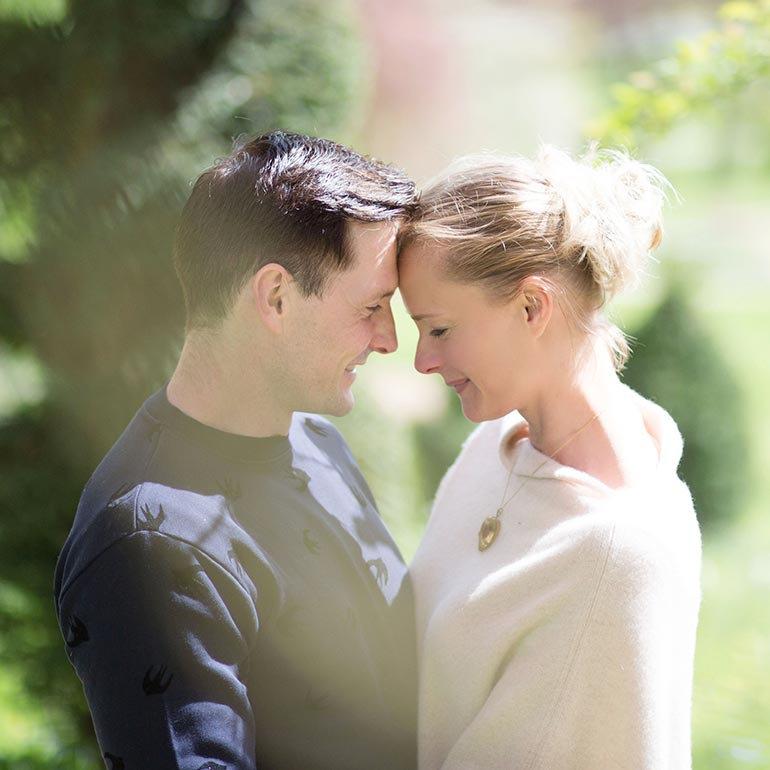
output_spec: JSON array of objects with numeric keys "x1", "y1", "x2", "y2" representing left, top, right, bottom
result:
[
  {"x1": 251, "y1": 263, "x2": 294, "y2": 333},
  {"x1": 519, "y1": 278, "x2": 554, "y2": 339}
]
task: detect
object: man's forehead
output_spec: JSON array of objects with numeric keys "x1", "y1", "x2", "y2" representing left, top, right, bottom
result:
[
  {"x1": 346, "y1": 220, "x2": 399, "y2": 270},
  {"x1": 346, "y1": 219, "x2": 398, "y2": 247}
]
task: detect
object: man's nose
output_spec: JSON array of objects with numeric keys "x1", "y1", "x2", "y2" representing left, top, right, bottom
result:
[{"x1": 371, "y1": 304, "x2": 398, "y2": 355}]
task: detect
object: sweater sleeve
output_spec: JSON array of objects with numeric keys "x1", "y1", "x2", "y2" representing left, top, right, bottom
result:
[
  {"x1": 527, "y1": 518, "x2": 695, "y2": 770},
  {"x1": 57, "y1": 530, "x2": 261, "y2": 770}
]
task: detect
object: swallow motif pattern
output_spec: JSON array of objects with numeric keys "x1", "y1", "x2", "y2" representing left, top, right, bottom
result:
[
  {"x1": 65, "y1": 615, "x2": 89, "y2": 648},
  {"x1": 302, "y1": 529, "x2": 320, "y2": 555},
  {"x1": 288, "y1": 467, "x2": 310, "y2": 491},
  {"x1": 104, "y1": 752, "x2": 125, "y2": 770},
  {"x1": 137, "y1": 503, "x2": 166, "y2": 532},
  {"x1": 304, "y1": 418, "x2": 329, "y2": 437},
  {"x1": 367, "y1": 558, "x2": 389, "y2": 588},
  {"x1": 143, "y1": 664, "x2": 174, "y2": 695}
]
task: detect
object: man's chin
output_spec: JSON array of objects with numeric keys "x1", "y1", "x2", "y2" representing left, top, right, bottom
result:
[{"x1": 318, "y1": 389, "x2": 355, "y2": 418}]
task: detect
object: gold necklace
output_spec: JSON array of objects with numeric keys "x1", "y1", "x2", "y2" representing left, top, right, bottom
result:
[{"x1": 478, "y1": 411, "x2": 602, "y2": 552}]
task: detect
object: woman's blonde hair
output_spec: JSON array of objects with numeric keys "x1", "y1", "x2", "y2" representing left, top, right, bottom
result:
[{"x1": 400, "y1": 145, "x2": 671, "y2": 369}]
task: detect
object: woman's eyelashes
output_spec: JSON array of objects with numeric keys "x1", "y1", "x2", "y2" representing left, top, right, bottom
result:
[{"x1": 429, "y1": 327, "x2": 449, "y2": 338}]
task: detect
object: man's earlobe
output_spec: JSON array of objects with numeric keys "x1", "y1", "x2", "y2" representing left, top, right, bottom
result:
[{"x1": 253, "y1": 263, "x2": 291, "y2": 333}]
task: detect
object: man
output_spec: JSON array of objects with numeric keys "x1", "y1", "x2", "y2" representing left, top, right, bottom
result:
[{"x1": 54, "y1": 131, "x2": 417, "y2": 770}]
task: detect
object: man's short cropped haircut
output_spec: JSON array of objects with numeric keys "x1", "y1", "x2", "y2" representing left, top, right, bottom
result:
[{"x1": 173, "y1": 130, "x2": 417, "y2": 330}]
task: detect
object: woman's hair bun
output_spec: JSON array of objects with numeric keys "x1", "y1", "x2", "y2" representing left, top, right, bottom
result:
[{"x1": 536, "y1": 144, "x2": 671, "y2": 300}]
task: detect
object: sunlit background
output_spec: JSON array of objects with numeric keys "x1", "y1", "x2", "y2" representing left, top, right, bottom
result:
[{"x1": 0, "y1": 0, "x2": 768, "y2": 767}]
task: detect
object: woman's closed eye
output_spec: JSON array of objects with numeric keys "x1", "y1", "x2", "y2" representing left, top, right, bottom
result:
[{"x1": 429, "y1": 327, "x2": 448, "y2": 338}]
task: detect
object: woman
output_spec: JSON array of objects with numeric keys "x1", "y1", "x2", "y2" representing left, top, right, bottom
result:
[{"x1": 399, "y1": 146, "x2": 701, "y2": 770}]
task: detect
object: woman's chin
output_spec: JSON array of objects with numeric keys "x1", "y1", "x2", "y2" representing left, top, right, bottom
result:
[
  {"x1": 460, "y1": 394, "x2": 514, "y2": 424},
  {"x1": 458, "y1": 393, "x2": 486, "y2": 423}
]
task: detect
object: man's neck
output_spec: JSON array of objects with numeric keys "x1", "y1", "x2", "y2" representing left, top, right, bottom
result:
[{"x1": 167, "y1": 331, "x2": 292, "y2": 438}]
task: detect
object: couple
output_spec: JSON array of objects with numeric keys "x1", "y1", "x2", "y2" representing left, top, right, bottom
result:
[{"x1": 54, "y1": 131, "x2": 701, "y2": 770}]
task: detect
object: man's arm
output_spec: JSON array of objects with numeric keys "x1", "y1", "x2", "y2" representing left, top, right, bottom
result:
[{"x1": 58, "y1": 529, "x2": 260, "y2": 770}]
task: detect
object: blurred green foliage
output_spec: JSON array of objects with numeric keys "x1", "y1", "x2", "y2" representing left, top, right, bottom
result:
[
  {"x1": 585, "y1": 3, "x2": 770, "y2": 761},
  {"x1": 0, "y1": 0, "x2": 66, "y2": 25},
  {"x1": 585, "y1": 0, "x2": 760, "y2": 534},
  {"x1": 0, "y1": 0, "x2": 367, "y2": 760},
  {"x1": 588, "y1": 0, "x2": 770, "y2": 149},
  {"x1": 0, "y1": 406, "x2": 97, "y2": 763},
  {"x1": 621, "y1": 284, "x2": 749, "y2": 530},
  {"x1": 411, "y1": 396, "x2": 472, "y2": 511},
  {"x1": 687, "y1": 307, "x2": 770, "y2": 770}
]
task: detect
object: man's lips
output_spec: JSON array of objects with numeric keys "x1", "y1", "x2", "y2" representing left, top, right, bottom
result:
[{"x1": 345, "y1": 358, "x2": 368, "y2": 373}]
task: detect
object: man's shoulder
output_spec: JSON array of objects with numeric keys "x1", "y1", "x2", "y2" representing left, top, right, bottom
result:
[
  {"x1": 290, "y1": 413, "x2": 354, "y2": 461},
  {"x1": 56, "y1": 481, "x2": 235, "y2": 594},
  {"x1": 291, "y1": 412, "x2": 343, "y2": 441},
  {"x1": 54, "y1": 477, "x2": 283, "y2": 635}
]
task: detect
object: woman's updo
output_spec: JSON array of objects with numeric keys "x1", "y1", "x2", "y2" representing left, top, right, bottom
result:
[{"x1": 400, "y1": 145, "x2": 671, "y2": 369}]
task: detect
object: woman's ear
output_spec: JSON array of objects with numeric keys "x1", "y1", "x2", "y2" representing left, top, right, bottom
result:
[
  {"x1": 519, "y1": 279, "x2": 553, "y2": 338},
  {"x1": 251, "y1": 263, "x2": 293, "y2": 333}
]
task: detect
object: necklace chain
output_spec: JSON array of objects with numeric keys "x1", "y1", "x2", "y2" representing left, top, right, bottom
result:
[{"x1": 478, "y1": 411, "x2": 602, "y2": 552}]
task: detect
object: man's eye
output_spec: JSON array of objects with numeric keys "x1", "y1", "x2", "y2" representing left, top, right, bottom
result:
[
  {"x1": 430, "y1": 328, "x2": 448, "y2": 338},
  {"x1": 367, "y1": 305, "x2": 382, "y2": 315}
]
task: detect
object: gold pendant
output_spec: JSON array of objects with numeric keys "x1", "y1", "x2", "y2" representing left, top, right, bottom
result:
[{"x1": 478, "y1": 514, "x2": 501, "y2": 551}]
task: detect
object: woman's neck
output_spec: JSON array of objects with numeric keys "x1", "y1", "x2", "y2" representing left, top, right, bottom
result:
[{"x1": 521, "y1": 344, "x2": 658, "y2": 489}]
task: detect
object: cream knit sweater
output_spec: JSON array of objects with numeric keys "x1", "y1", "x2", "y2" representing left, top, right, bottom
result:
[{"x1": 412, "y1": 390, "x2": 701, "y2": 770}]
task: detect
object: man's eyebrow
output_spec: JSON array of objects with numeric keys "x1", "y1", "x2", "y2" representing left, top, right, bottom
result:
[{"x1": 375, "y1": 289, "x2": 396, "y2": 300}]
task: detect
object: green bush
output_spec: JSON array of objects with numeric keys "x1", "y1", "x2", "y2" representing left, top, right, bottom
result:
[{"x1": 621, "y1": 283, "x2": 750, "y2": 531}]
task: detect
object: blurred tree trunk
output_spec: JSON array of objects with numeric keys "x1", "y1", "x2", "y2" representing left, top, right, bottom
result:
[{"x1": 0, "y1": 0, "x2": 366, "y2": 757}]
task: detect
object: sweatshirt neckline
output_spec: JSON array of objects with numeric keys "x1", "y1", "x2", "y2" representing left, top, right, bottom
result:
[{"x1": 144, "y1": 386, "x2": 293, "y2": 462}]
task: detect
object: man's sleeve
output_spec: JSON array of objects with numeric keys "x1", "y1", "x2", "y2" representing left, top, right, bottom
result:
[{"x1": 57, "y1": 529, "x2": 261, "y2": 770}]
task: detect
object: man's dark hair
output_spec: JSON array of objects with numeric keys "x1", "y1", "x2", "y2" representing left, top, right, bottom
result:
[{"x1": 173, "y1": 130, "x2": 417, "y2": 329}]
